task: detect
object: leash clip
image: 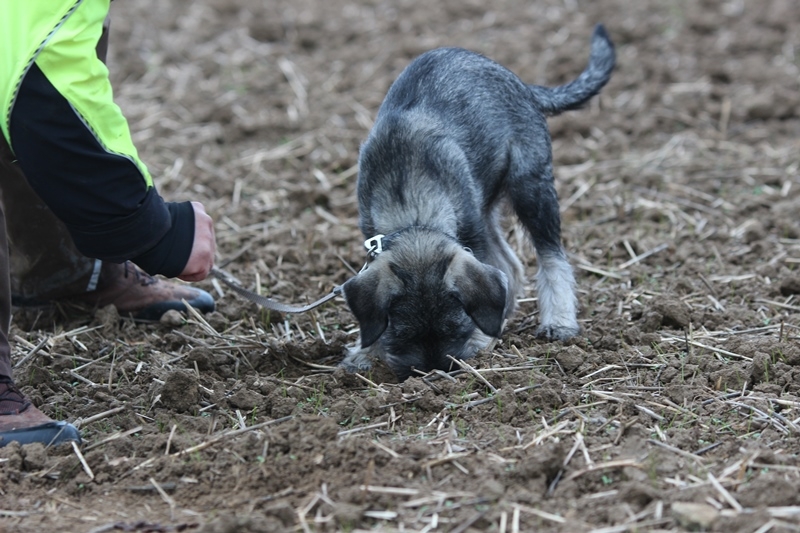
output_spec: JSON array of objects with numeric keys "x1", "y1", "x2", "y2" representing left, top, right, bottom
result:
[{"x1": 364, "y1": 234, "x2": 385, "y2": 257}]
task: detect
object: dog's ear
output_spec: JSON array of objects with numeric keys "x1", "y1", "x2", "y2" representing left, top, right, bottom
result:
[
  {"x1": 446, "y1": 253, "x2": 508, "y2": 337},
  {"x1": 342, "y1": 264, "x2": 401, "y2": 348}
]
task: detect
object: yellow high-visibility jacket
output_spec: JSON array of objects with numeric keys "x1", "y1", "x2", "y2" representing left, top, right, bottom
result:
[{"x1": 0, "y1": 0, "x2": 194, "y2": 278}]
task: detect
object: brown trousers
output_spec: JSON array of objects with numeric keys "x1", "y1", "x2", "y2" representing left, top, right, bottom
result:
[
  {"x1": 0, "y1": 18, "x2": 111, "y2": 381},
  {"x1": 0, "y1": 185, "x2": 11, "y2": 380}
]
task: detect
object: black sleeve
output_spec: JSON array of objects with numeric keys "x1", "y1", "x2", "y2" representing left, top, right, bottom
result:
[
  {"x1": 130, "y1": 200, "x2": 195, "y2": 278},
  {"x1": 9, "y1": 61, "x2": 193, "y2": 278}
]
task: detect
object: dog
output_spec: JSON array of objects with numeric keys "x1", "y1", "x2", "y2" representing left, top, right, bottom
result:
[{"x1": 340, "y1": 25, "x2": 615, "y2": 380}]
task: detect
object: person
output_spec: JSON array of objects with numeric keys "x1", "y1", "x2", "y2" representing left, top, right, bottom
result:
[{"x1": 0, "y1": 1, "x2": 217, "y2": 447}]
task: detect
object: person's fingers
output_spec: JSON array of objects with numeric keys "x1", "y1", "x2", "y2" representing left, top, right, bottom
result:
[{"x1": 178, "y1": 202, "x2": 216, "y2": 281}]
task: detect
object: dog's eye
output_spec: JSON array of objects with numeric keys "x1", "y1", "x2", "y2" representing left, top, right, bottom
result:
[{"x1": 463, "y1": 247, "x2": 473, "y2": 254}]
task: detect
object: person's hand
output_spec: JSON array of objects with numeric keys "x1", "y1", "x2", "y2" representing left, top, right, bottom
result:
[{"x1": 179, "y1": 202, "x2": 216, "y2": 282}]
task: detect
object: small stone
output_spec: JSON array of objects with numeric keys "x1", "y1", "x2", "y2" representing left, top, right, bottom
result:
[
  {"x1": 227, "y1": 388, "x2": 264, "y2": 410},
  {"x1": 480, "y1": 478, "x2": 506, "y2": 500},
  {"x1": 21, "y1": 443, "x2": 48, "y2": 471},
  {"x1": 160, "y1": 309, "x2": 185, "y2": 327},
  {"x1": 745, "y1": 92, "x2": 777, "y2": 120},
  {"x1": 95, "y1": 304, "x2": 120, "y2": 333},
  {"x1": 619, "y1": 482, "x2": 657, "y2": 508},
  {"x1": 654, "y1": 298, "x2": 691, "y2": 329},
  {"x1": 742, "y1": 220, "x2": 766, "y2": 244},
  {"x1": 671, "y1": 502, "x2": 719, "y2": 530},
  {"x1": 554, "y1": 345, "x2": 585, "y2": 372},
  {"x1": 263, "y1": 501, "x2": 296, "y2": 526},
  {"x1": 160, "y1": 370, "x2": 200, "y2": 413},
  {"x1": 750, "y1": 351, "x2": 772, "y2": 384},
  {"x1": 780, "y1": 275, "x2": 800, "y2": 296},
  {"x1": 333, "y1": 503, "x2": 365, "y2": 529}
]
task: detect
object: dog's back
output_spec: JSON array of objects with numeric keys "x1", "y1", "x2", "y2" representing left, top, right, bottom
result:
[
  {"x1": 358, "y1": 24, "x2": 615, "y2": 233},
  {"x1": 378, "y1": 24, "x2": 615, "y2": 119}
]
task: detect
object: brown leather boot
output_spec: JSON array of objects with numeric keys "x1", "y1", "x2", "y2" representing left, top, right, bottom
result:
[
  {"x1": 67, "y1": 261, "x2": 216, "y2": 321},
  {"x1": 14, "y1": 261, "x2": 215, "y2": 321},
  {"x1": 0, "y1": 378, "x2": 80, "y2": 447}
]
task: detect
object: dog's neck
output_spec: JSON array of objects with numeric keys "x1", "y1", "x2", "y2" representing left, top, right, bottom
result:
[{"x1": 364, "y1": 225, "x2": 459, "y2": 258}]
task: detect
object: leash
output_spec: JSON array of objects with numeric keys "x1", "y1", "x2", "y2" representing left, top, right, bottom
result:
[
  {"x1": 210, "y1": 266, "x2": 342, "y2": 314},
  {"x1": 208, "y1": 232, "x2": 409, "y2": 314}
]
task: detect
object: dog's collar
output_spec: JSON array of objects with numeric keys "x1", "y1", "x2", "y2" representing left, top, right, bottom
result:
[
  {"x1": 364, "y1": 234, "x2": 386, "y2": 257},
  {"x1": 364, "y1": 226, "x2": 460, "y2": 259}
]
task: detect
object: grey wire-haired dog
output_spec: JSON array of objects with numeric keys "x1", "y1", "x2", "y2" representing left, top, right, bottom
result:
[{"x1": 341, "y1": 25, "x2": 615, "y2": 380}]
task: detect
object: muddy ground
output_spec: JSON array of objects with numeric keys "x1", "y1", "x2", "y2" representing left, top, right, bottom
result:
[{"x1": 3, "y1": 0, "x2": 800, "y2": 531}]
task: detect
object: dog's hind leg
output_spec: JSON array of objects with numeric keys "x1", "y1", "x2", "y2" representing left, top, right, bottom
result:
[
  {"x1": 508, "y1": 159, "x2": 580, "y2": 341},
  {"x1": 533, "y1": 246, "x2": 579, "y2": 340}
]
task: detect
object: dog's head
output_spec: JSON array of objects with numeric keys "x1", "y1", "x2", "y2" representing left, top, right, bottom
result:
[{"x1": 342, "y1": 230, "x2": 509, "y2": 380}]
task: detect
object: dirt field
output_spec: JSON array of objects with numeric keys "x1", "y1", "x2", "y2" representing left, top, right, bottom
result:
[{"x1": 3, "y1": 0, "x2": 800, "y2": 531}]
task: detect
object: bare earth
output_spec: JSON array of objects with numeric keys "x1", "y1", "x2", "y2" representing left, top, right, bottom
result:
[{"x1": 3, "y1": 0, "x2": 800, "y2": 532}]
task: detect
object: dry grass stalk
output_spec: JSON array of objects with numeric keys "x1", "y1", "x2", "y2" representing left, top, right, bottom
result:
[
  {"x1": 234, "y1": 133, "x2": 316, "y2": 168},
  {"x1": 277, "y1": 57, "x2": 308, "y2": 120},
  {"x1": 452, "y1": 385, "x2": 539, "y2": 410},
  {"x1": 73, "y1": 405, "x2": 126, "y2": 429},
  {"x1": 514, "y1": 504, "x2": 566, "y2": 524},
  {"x1": 562, "y1": 432, "x2": 584, "y2": 470},
  {"x1": 337, "y1": 421, "x2": 389, "y2": 437},
  {"x1": 12, "y1": 336, "x2": 50, "y2": 369},
  {"x1": 149, "y1": 477, "x2": 177, "y2": 517},
  {"x1": 522, "y1": 420, "x2": 572, "y2": 450},
  {"x1": 707, "y1": 472, "x2": 743, "y2": 512},
  {"x1": 359, "y1": 485, "x2": 420, "y2": 496},
  {"x1": 72, "y1": 441, "x2": 94, "y2": 480},
  {"x1": 70, "y1": 350, "x2": 113, "y2": 372},
  {"x1": 422, "y1": 452, "x2": 471, "y2": 469},
  {"x1": 84, "y1": 427, "x2": 146, "y2": 454},
  {"x1": 165, "y1": 424, "x2": 177, "y2": 456},
  {"x1": 69, "y1": 370, "x2": 98, "y2": 388},
  {"x1": 353, "y1": 372, "x2": 386, "y2": 392},
  {"x1": 446, "y1": 354, "x2": 498, "y2": 393},
  {"x1": 635, "y1": 404, "x2": 665, "y2": 422},
  {"x1": 181, "y1": 299, "x2": 219, "y2": 336},
  {"x1": 563, "y1": 459, "x2": 642, "y2": 482},
  {"x1": 588, "y1": 517, "x2": 673, "y2": 533},
  {"x1": 363, "y1": 510, "x2": 399, "y2": 521},
  {"x1": 560, "y1": 176, "x2": 597, "y2": 212},
  {"x1": 618, "y1": 243, "x2": 669, "y2": 269},
  {"x1": 647, "y1": 439, "x2": 704, "y2": 464},
  {"x1": 756, "y1": 298, "x2": 800, "y2": 312},
  {"x1": 582, "y1": 364, "x2": 623, "y2": 381},
  {"x1": 263, "y1": 375, "x2": 318, "y2": 392},
  {"x1": 171, "y1": 415, "x2": 293, "y2": 458},
  {"x1": 0, "y1": 510, "x2": 33, "y2": 517},
  {"x1": 372, "y1": 440, "x2": 401, "y2": 459},
  {"x1": 675, "y1": 339, "x2": 753, "y2": 362},
  {"x1": 404, "y1": 492, "x2": 480, "y2": 517},
  {"x1": 574, "y1": 262, "x2": 624, "y2": 279},
  {"x1": 586, "y1": 390, "x2": 624, "y2": 402}
]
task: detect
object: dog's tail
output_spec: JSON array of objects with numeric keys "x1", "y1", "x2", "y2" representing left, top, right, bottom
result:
[{"x1": 528, "y1": 24, "x2": 615, "y2": 116}]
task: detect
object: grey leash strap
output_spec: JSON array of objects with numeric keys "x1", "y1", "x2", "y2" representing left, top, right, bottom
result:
[{"x1": 210, "y1": 267, "x2": 342, "y2": 314}]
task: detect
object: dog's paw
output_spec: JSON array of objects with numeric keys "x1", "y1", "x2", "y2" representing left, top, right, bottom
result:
[
  {"x1": 339, "y1": 348, "x2": 375, "y2": 373},
  {"x1": 535, "y1": 323, "x2": 580, "y2": 341}
]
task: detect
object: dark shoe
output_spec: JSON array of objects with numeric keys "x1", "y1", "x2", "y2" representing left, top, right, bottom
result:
[
  {"x1": 16, "y1": 261, "x2": 215, "y2": 321},
  {"x1": 0, "y1": 378, "x2": 81, "y2": 448}
]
